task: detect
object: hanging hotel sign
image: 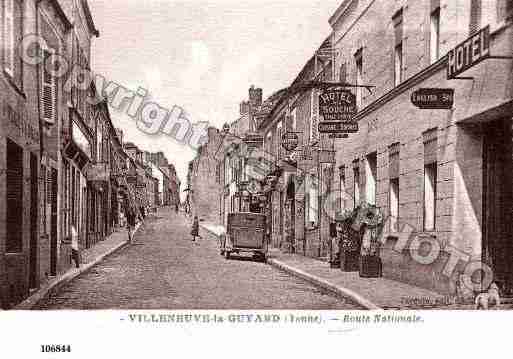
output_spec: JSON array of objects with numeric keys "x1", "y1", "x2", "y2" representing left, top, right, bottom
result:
[
  {"x1": 411, "y1": 88, "x2": 454, "y2": 109},
  {"x1": 282, "y1": 132, "x2": 299, "y2": 151},
  {"x1": 447, "y1": 25, "x2": 490, "y2": 80},
  {"x1": 318, "y1": 89, "x2": 357, "y2": 121},
  {"x1": 318, "y1": 89, "x2": 358, "y2": 134}
]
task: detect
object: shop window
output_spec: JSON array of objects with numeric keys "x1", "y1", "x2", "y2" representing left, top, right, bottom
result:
[
  {"x1": 366, "y1": 152, "x2": 377, "y2": 205},
  {"x1": 6, "y1": 138, "x2": 23, "y2": 253},
  {"x1": 430, "y1": 4, "x2": 441, "y2": 64},
  {"x1": 393, "y1": 9, "x2": 403, "y2": 86}
]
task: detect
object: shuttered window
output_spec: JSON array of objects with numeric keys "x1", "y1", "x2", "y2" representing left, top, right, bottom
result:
[
  {"x1": 41, "y1": 48, "x2": 57, "y2": 125},
  {"x1": 389, "y1": 143, "x2": 400, "y2": 231},
  {"x1": 339, "y1": 63, "x2": 347, "y2": 83},
  {"x1": 353, "y1": 160, "x2": 360, "y2": 208},
  {"x1": 6, "y1": 138, "x2": 24, "y2": 253},
  {"x1": 3, "y1": 0, "x2": 14, "y2": 76}
]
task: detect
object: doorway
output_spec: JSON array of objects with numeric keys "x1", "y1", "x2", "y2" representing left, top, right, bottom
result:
[
  {"x1": 50, "y1": 168, "x2": 58, "y2": 276},
  {"x1": 483, "y1": 118, "x2": 513, "y2": 293},
  {"x1": 29, "y1": 153, "x2": 38, "y2": 289}
]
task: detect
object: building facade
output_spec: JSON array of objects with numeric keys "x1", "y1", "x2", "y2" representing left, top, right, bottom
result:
[{"x1": 328, "y1": 0, "x2": 513, "y2": 294}]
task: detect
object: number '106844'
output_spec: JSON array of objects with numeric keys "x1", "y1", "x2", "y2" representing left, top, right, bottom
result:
[{"x1": 41, "y1": 345, "x2": 71, "y2": 353}]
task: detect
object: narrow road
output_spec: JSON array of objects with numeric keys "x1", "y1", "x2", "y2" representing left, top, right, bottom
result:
[{"x1": 37, "y1": 208, "x2": 359, "y2": 309}]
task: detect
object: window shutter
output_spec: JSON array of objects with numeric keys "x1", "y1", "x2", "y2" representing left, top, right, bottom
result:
[
  {"x1": 4, "y1": 0, "x2": 14, "y2": 76},
  {"x1": 393, "y1": 9, "x2": 403, "y2": 46},
  {"x1": 389, "y1": 142, "x2": 400, "y2": 178},
  {"x1": 41, "y1": 49, "x2": 56, "y2": 125}
]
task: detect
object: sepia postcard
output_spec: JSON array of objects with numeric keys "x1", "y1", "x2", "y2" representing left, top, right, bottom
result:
[{"x1": 1, "y1": 0, "x2": 512, "y2": 356}]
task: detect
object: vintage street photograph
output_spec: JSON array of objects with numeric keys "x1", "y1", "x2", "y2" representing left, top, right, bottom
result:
[{"x1": 1, "y1": 0, "x2": 513, "y2": 313}]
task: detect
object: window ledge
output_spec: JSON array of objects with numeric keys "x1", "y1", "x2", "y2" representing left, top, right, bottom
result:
[{"x1": 2, "y1": 71, "x2": 26, "y2": 99}]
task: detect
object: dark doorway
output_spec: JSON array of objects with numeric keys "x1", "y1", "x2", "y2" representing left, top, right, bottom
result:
[
  {"x1": 6, "y1": 139, "x2": 23, "y2": 254},
  {"x1": 50, "y1": 168, "x2": 58, "y2": 276},
  {"x1": 286, "y1": 178, "x2": 295, "y2": 253},
  {"x1": 29, "y1": 153, "x2": 38, "y2": 289},
  {"x1": 483, "y1": 118, "x2": 513, "y2": 292}
]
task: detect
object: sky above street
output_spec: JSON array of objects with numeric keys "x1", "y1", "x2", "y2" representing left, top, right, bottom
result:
[{"x1": 89, "y1": 0, "x2": 340, "y2": 198}]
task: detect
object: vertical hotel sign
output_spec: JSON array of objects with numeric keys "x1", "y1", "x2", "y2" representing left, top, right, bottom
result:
[{"x1": 447, "y1": 25, "x2": 490, "y2": 79}]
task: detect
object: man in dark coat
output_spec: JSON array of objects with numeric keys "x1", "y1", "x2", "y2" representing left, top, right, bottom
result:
[{"x1": 191, "y1": 215, "x2": 199, "y2": 242}]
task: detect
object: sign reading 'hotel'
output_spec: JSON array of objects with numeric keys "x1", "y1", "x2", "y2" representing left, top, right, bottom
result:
[
  {"x1": 318, "y1": 89, "x2": 357, "y2": 121},
  {"x1": 447, "y1": 25, "x2": 490, "y2": 80}
]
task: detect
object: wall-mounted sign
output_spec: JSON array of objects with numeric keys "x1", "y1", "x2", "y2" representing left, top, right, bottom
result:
[
  {"x1": 329, "y1": 133, "x2": 349, "y2": 139},
  {"x1": 447, "y1": 25, "x2": 490, "y2": 80},
  {"x1": 318, "y1": 121, "x2": 358, "y2": 133},
  {"x1": 85, "y1": 162, "x2": 110, "y2": 182},
  {"x1": 319, "y1": 89, "x2": 357, "y2": 121},
  {"x1": 243, "y1": 133, "x2": 264, "y2": 148},
  {"x1": 411, "y1": 88, "x2": 454, "y2": 109},
  {"x1": 282, "y1": 132, "x2": 299, "y2": 151}
]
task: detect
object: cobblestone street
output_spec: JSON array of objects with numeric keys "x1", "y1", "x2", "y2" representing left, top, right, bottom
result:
[{"x1": 37, "y1": 208, "x2": 358, "y2": 310}]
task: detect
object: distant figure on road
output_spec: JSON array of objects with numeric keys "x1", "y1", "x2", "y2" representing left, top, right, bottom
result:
[
  {"x1": 191, "y1": 215, "x2": 199, "y2": 242},
  {"x1": 126, "y1": 208, "x2": 136, "y2": 243},
  {"x1": 175, "y1": 203, "x2": 179, "y2": 214}
]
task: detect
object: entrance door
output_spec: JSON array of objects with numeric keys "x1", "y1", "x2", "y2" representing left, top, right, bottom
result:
[
  {"x1": 483, "y1": 118, "x2": 513, "y2": 292},
  {"x1": 50, "y1": 168, "x2": 58, "y2": 276},
  {"x1": 29, "y1": 154, "x2": 38, "y2": 289}
]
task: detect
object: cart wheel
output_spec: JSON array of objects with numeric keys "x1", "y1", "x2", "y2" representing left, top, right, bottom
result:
[
  {"x1": 220, "y1": 249, "x2": 225, "y2": 256},
  {"x1": 224, "y1": 251, "x2": 231, "y2": 260},
  {"x1": 260, "y1": 255, "x2": 267, "y2": 263}
]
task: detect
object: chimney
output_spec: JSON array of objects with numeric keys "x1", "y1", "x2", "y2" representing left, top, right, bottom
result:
[
  {"x1": 249, "y1": 85, "x2": 262, "y2": 108},
  {"x1": 240, "y1": 100, "x2": 250, "y2": 115}
]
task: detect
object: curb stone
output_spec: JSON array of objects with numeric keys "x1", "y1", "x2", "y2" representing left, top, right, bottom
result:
[
  {"x1": 13, "y1": 223, "x2": 142, "y2": 310},
  {"x1": 267, "y1": 258, "x2": 382, "y2": 310},
  {"x1": 201, "y1": 223, "x2": 381, "y2": 310}
]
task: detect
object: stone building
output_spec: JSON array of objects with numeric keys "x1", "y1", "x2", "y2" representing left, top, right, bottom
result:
[{"x1": 328, "y1": 0, "x2": 513, "y2": 294}]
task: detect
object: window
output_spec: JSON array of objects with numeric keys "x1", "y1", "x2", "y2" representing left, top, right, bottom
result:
[
  {"x1": 389, "y1": 143, "x2": 400, "y2": 232},
  {"x1": 3, "y1": 0, "x2": 14, "y2": 76},
  {"x1": 355, "y1": 48, "x2": 363, "y2": 110},
  {"x1": 353, "y1": 161, "x2": 360, "y2": 208},
  {"x1": 339, "y1": 166, "x2": 348, "y2": 211},
  {"x1": 424, "y1": 163, "x2": 437, "y2": 231},
  {"x1": 365, "y1": 153, "x2": 377, "y2": 205},
  {"x1": 307, "y1": 174, "x2": 319, "y2": 227},
  {"x1": 469, "y1": 0, "x2": 482, "y2": 35},
  {"x1": 423, "y1": 129, "x2": 438, "y2": 231},
  {"x1": 291, "y1": 108, "x2": 297, "y2": 131},
  {"x1": 393, "y1": 9, "x2": 403, "y2": 86},
  {"x1": 276, "y1": 120, "x2": 283, "y2": 158},
  {"x1": 339, "y1": 62, "x2": 347, "y2": 83},
  {"x1": 430, "y1": 4, "x2": 440, "y2": 64}
]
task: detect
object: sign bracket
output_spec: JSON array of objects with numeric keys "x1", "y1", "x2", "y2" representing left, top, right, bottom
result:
[{"x1": 450, "y1": 77, "x2": 474, "y2": 81}]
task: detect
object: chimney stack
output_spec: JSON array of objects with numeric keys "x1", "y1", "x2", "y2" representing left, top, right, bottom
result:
[{"x1": 249, "y1": 85, "x2": 262, "y2": 108}]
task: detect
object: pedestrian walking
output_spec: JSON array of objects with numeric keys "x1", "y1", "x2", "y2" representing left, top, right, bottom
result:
[
  {"x1": 126, "y1": 208, "x2": 136, "y2": 243},
  {"x1": 175, "y1": 203, "x2": 179, "y2": 214},
  {"x1": 191, "y1": 215, "x2": 199, "y2": 242},
  {"x1": 71, "y1": 225, "x2": 80, "y2": 268}
]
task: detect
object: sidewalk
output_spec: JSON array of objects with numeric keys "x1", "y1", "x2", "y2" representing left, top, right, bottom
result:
[
  {"x1": 200, "y1": 221, "x2": 473, "y2": 310},
  {"x1": 14, "y1": 222, "x2": 142, "y2": 310}
]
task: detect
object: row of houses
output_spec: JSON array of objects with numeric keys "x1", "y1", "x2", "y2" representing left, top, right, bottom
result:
[
  {"x1": 0, "y1": 0, "x2": 180, "y2": 309},
  {"x1": 189, "y1": 0, "x2": 513, "y2": 296}
]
